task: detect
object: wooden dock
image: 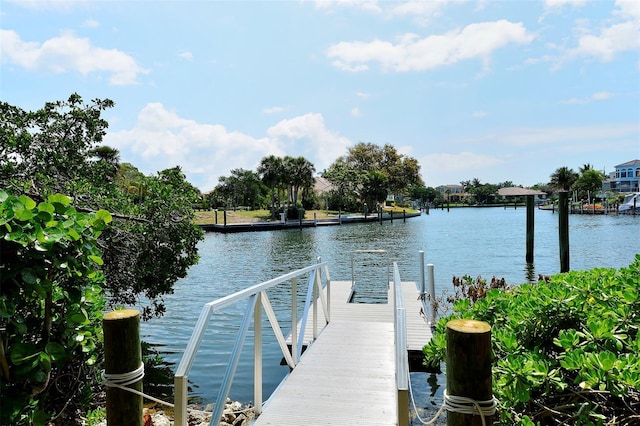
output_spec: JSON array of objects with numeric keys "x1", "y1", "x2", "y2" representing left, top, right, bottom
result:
[{"x1": 253, "y1": 280, "x2": 432, "y2": 425}]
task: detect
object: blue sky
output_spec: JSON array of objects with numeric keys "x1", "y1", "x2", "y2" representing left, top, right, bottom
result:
[{"x1": 2, "y1": 0, "x2": 639, "y2": 192}]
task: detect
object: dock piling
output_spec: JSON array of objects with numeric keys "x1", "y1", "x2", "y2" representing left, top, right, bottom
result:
[
  {"x1": 446, "y1": 319, "x2": 493, "y2": 426},
  {"x1": 103, "y1": 309, "x2": 143, "y2": 426}
]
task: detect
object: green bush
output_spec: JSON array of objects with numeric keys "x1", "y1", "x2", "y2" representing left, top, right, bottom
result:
[
  {"x1": 423, "y1": 255, "x2": 640, "y2": 425},
  {"x1": 0, "y1": 190, "x2": 110, "y2": 425}
]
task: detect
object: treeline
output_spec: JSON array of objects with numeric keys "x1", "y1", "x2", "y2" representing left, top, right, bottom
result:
[{"x1": 209, "y1": 142, "x2": 426, "y2": 217}]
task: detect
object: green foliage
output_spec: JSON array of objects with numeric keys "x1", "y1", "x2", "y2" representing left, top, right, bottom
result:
[
  {"x1": 423, "y1": 256, "x2": 640, "y2": 425},
  {"x1": 0, "y1": 191, "x2": 109, "y2": 425},
  {"x1": 323, "y1": 142, "x2": 423, "y2": 208},
  {"x1": 1, "y1": 95, "x2": 203, "y2": 320}
]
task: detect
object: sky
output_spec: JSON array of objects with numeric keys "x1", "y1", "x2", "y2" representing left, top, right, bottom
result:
[{"x1": 1, "y1": 0, "x2": 639, "y2": 192}]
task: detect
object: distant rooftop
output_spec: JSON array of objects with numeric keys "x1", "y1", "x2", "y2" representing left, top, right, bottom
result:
[{"x1": 498, "y1": 187, "x2": 546, "y2": 197}]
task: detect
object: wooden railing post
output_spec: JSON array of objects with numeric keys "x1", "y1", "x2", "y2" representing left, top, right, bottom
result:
[
  {"x1": 558, "y1": 191, "x2": 570, "y2": 273},
  {"x1": 103, "y1": 309, "x2": 142, "y2": 426},
  {"x1": 446, "y1": 319, "x2": 493, "y2": 426}
]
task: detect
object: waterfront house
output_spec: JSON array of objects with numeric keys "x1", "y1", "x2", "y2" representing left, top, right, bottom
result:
[
  {"x1": 436, "y1": 184, "x2": 465, "y2": 202},
  {"x1": 602, "y1": 159, "x2": 640, "y2": 193}
]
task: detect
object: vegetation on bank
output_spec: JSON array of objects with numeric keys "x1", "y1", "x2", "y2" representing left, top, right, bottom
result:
[
  {"x1": 423, "y1": 256, "x2": 640, "y2": 425},
  {"x1": 1, "y1": 95, "x2": 203, "y2": 425}
]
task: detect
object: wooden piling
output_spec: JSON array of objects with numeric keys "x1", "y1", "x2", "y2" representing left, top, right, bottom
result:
[
  {"x1": 558, "y1": 191, "x2": 570, "y2": 273},
  {"x1": 103, "y1": 309, "x2": 143, "y2": 426},
  {"x1": 446, "y1": 319, "x2": 493, "y2": 426},
  {"x1": 526, "y1": 195, "x2": 534, "y2": 263}
]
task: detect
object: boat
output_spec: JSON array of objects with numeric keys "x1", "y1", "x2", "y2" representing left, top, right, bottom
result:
[{"x1": 618, "y1": 192, "x2": 640, "y2": 213}]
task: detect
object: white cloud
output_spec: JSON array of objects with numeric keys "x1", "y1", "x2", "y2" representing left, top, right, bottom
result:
[
  {"x1": 179, "y1": 51, "x2": 193, "y2": 61},
  {"x1": 356, "y1": 91, "x2": 372, "y2": 99},
  {"x1": 568, "y1": 20, "x2": 639, "y2": 62},
  {"x1": 351, "y1": 107, "x2": 362, "y2": 118},
  {"x1": 81, "y1": 18, "x2": 99, "y2": 28},
  {"x1": 262, "y1": 106, "x2": 287, "y2": 114},
  {"x1": 6, "y1": 0, "x2": 88, "y2": 10},
  {"x1": 106, "y1": 105, "x2": 352, "y2": 190},
  {"x1": 312, "y1": 0, "x2": 382, "y2": 14},
  {"x1": 267, "y1": 113, "x2": 352, "y2": 172},
  {"x1": 489, "y1": 123, "x2": 638, "y2": 147},
  {"x1": 537, "y1": 1, "x2": 640, "y2": 65},
  {"x1": 106, "y1": 103, "x2": 281, "y2": 191},
  {"x1": 543, "y1": 0, "x2": 587, "y2": 10},
  {"x1": 614, "y1": 0, "x2": 640, "y2": 20},
  {"x1": 327, "y1": 20, "x2": 534, "y2": 72},
  {"x1": 592, "y1": 91, "x2": 613, "y2": 100},
  {"x1": 559, "y1": 97, "x2": 586, "y2": 105},
  {"x1": 0, "y1": 29, "x2": 148, "y2": 85}
]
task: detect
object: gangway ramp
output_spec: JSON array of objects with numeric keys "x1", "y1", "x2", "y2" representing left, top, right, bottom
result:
[{"x1": 254, "y1": 280, "x2": 431, "y2": 425}]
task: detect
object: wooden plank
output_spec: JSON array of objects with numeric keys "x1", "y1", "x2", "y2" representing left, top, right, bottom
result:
[
  {"x1": 254, "y1": 320, "x2": 396, "y2": 425},
  {"x1": 265, "y1": 280, "x2": 433, "y2": 425}
]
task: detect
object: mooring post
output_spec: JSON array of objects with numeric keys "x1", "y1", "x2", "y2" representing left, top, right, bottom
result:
[
  {"x1": 427, "y1": 263, "x2": 436, "y2": 328},
  {"x1": 446, "y1": 319, "x2": 493, "y2": 426},
  {"x1": 103, "y1": 309, "x2": 143, "y2": 426},
  {"x1": 223, "y1": 208, "x2": 227, "y2": 227},
  {"x1": 403, "y1": 209, "x2": 406, "y2": 222},
  {"x1": 526, "y1": 195, "x2": 534, "y2": 263},
  {"x1": 558, "y1": 191, "x2": 570, "y2": 273}
]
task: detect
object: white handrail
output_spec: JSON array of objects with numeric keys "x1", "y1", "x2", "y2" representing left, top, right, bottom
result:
[
  {"x1": 173, "y1": 259, "x2": 331, "y2": 426},
  {"x1": 393, "y1": 261, "x2": 410, "y2": 425}
]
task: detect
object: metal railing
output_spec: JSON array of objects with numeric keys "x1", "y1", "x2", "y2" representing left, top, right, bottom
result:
[
  {"x1": 392, "y1": 261, "x2": 410, "y2": 425},
  {"x1": 173, "y1": 259, "x2": 331, "y2": 426}
]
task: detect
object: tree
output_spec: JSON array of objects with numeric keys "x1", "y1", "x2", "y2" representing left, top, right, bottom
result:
[
  {"x1": 0, "y1": 95, "x2": 203, "y2": 319},
  {"x1": 323, "y1": 142, "x2": 423, "y2": 208},
  {"x1": 573, "y1": 168, "x2": 605, "y2": 201},
  {"x1": 284, "y1": 156, "x2": 315, "y2": 207},
  {"x1": 215, "y1": 168, "x2": 266, "y2": 209},
  {"x1": 257, "y1": 155, "x2": 285, "y2": 217},
  {"x1": 550, "y1": 167, "x2": 579, "y2": 192}
]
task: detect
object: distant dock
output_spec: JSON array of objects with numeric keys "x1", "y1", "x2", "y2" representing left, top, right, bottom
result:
[{"x1": 199, "y1": 211, "x2": 422, "y2": 233}]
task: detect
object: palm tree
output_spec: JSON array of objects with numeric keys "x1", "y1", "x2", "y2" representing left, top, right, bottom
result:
[
  {"x1": 284, "y1": 156, "x2": 315, "y2": 207},
  {"x1": 257, "y1": 155, "x2": 284, "y2": 217},
  {"x1": 550, "y1": 167, "x2": 579, "y2": 191}
]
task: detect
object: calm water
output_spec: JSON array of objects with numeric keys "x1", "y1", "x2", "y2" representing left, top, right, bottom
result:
[{"x1": 140, "y1": 208, "x2": 639, "y2": 418}]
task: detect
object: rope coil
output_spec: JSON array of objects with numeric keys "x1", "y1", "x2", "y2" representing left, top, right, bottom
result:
[
  {"x1": 101, "y1": 363, "x2": 175, "y2": 408},
  {"x1": 408, "y1": 370, "x2": 497, "y2": 426}
]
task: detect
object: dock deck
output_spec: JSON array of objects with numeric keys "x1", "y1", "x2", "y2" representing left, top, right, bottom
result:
[{"x1": 253, "y1": 280, "x2": 432, "y2": 425}]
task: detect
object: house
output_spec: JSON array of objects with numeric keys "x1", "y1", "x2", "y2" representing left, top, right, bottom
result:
[
  {"x1": 436, "y1": 184, "x2": 465, "y2": 202},
  {"x1": 602, "y1": 159, "x2": 640, "y2": 193}
]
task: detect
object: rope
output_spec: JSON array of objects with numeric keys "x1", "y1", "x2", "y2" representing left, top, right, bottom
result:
[
  {"x1": 101, "y1": 363, "x2": 175, "y2": 408},
  {"x1": 408, "y1": 370, "x2": 497, "y2": 426}
]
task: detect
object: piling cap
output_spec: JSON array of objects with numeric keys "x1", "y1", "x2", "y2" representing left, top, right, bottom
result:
[
  {"x1": 446, "y1": 319, "x2": 491, "y2": 333},
  {"x1": 103, "y1": 309, "x2": 140, "y2": 321}
]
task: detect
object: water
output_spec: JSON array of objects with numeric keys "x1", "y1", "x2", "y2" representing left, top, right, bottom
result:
[{"x1": 139, "y1": 208, "x2": 639, "y2": 419}]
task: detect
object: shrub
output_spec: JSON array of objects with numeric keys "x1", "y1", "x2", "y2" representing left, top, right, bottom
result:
[
  {"x1": 0, "y1": 190, "x2": 110, "y2": 425},
  {"x1": 423, "y1": 255, "x2": 640, "y2": 425}
]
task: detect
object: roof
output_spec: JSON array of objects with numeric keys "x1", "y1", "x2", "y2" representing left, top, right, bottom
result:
[
  {"x1": 314, "y1": 176, "x2": 335, "y2": 194},
  {"x1": 498, "y1": 187, "x2": 546, "y2": 197},
  {"x1": 614, "y1": 159, "x2": 640, "y2": 168}
]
